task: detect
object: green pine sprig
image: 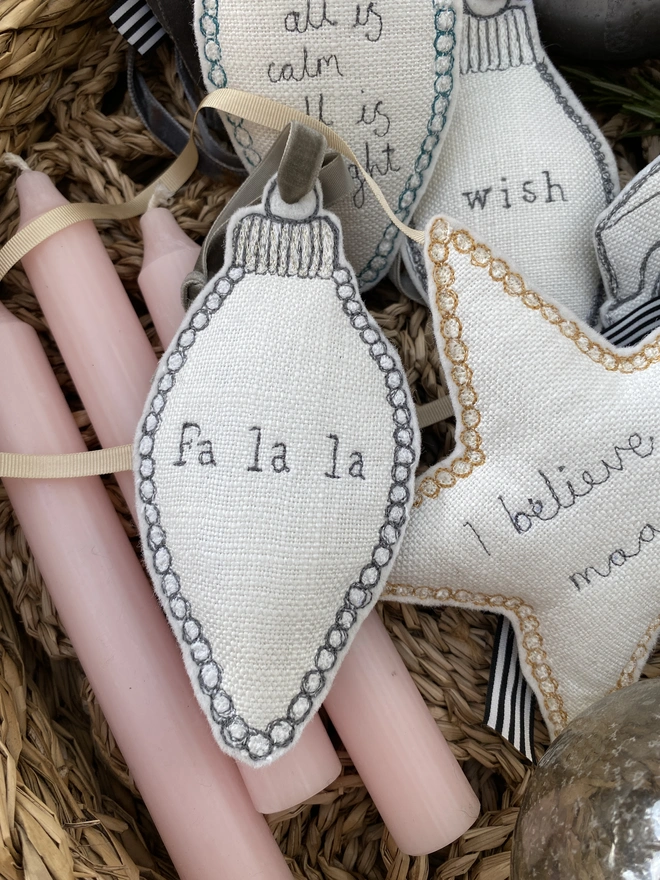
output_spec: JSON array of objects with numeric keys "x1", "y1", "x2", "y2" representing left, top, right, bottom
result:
[{"x1": 562, "y1": 66, "x2": 660, "y2": 138}]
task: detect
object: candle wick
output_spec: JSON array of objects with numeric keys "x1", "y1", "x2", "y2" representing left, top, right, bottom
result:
[
  {"x1": 148, "y1": 182, "x2": 174, "y2": 211},
  {"x1": 2, "y1": 152, "x2": 31, "y2": 173}
]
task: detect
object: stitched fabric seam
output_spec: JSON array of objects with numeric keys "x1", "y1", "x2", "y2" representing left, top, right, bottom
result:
[
  {"x1": 384, "y1": 581, "x2": 568, "y2": 735},
  {"x1": 618, "y1": 614, "x2": 660, "y2": 688},
  {"x1": 536, "y1": 57, "x2": 615, "y2": 205},
  {"x1": 358, "y1": 1, "x2": 457, "y2": 285},
  {"x1": 524, "y1": 0, "x2": 616, "y2": 209},
  {"x1": 460, "y1": 1, "x2": 535, "y2": 75},
  {"x1": 198, "y1": 4, "x2": 260, "y2": 166},
  {"x1": 382, "y1": 216, "x2": 660, "y2": 738},
  {"x1": 416, "y1": 220, "x2": 660, "y2": 508}
]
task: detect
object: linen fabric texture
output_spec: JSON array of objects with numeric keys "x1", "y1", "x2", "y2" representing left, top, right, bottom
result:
[
  {"x1": 134, "y1": 177, "x2": 420, "y2": 764},
  {"x1": 486, "y1": 209, "x2": 660, "y2": 761},
  {"x1": 402, "y1": 0, "x2": 619, "y2": 324},
  {"x1": 385, "y1": 213, "x2": 660, "y2": 741},
  {"x1": 194, "y1": 0, "x2": 462, "y2": 289}
]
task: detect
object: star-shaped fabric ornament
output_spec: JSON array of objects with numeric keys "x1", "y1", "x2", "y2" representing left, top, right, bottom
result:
[{"x1": 384, "y1": 215, "x2": 660, "y2": 741}]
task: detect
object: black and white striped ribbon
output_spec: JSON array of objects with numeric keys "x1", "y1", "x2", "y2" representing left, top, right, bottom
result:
[
  {"x1": 602, "y1": 299, "x2": 660, "y2": 348},
  {"x1": 484, "y1": 617, "x2": 536, "y2": 760},
  {"x1": 485, "y1": 293, "x2": 660, "y2": 761},
  {"x1": 109, "y1": 0, "x2": 167, "y2": 55}
]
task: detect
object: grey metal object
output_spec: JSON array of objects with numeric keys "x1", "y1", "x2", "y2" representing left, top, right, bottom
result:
[
  {"x1": 512, "y1": 679, "x2": 660, "y2": 879},
  {"x1": 533, "y1": 0, "x2": 660, "y2": 62}
]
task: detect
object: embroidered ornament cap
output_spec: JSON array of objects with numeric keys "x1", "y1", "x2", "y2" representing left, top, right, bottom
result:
[
  {"x1": 401, "y1": 0, "x2": 619, "y2": 323},
  {"x1": 386, "y1": 213, "x2": 660, "y2": 741},
  {"x1": 194, "y1": 0, "x2": 461, "y2": 289},
  {"x1": 134, "y1": 177, "x2": 420, "y2": 764}
]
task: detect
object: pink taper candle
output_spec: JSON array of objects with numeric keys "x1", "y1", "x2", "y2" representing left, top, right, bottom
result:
[
  {"x1": 138, "y1": 208, "x2": 201, "y2": 347},
  {"x1": 324, "y1": 612, "x2": 480, "y2": 855},
  {"x1": 16, "y1": 171, "x2": 157, "y2": 517},
  {"x1": 139, "y1": 205, "x2": 342, "y2": 813},
  {"x1": 239, "y1": 714, "x2": 341, "y2": 814},
  {"x1": 16, "y1": 168, "x2": 341, "y2": 813},
  {"x1": 0, "y1": 303, "x2": 293, "y2": 880},
  {"x1": 139, "y1": 206, "x2": 481, "y2": 853}
]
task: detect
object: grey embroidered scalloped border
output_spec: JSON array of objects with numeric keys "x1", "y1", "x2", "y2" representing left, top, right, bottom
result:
[
  {"x1": 358, "y1": 1, "x2": 457, "y2": 286},
  {"x1": 461, "y1": 0, "x2": 615, "y2": 203},
  {"x1": 196, "y1": 0, "x2": 458, "y2": 288},
  {"x1": 135, "y1": 205, "x2": 418, "y2": 763}
]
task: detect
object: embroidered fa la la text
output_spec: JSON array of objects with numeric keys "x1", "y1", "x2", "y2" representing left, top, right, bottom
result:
[{"x1": 134, "y1": 177, "x2": 420, "y2": 764}]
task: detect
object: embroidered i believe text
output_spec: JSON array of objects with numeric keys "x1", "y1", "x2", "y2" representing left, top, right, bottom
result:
[{"x1": 464, "y1": 432, "x2": 659, "y2": 592}]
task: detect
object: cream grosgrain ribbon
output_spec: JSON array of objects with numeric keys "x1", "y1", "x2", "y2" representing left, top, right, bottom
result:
[{"x1": 0, "y1": 88, "x2": 439, "y2": 480}]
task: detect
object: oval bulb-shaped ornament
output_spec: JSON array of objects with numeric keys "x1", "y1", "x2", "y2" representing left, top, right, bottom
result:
[
  {"x1": 134, "y1": 178, "x2": 420, "y2": 764},
  {"x1": 401, "y1": 0, "x2": 619, "y2": 323},
  {"x1": 194, "y1": 0, "x2": 462, "y2": 290}
]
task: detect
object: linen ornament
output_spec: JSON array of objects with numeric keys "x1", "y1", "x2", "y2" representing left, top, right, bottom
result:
[
  {"x1": 597, "y1": 155, "x2": 660, "y2": 342},
  {"x1": 485, "y1": 156, "x2": 660, "y2": 760},
  {"x1": 134, "y1": 176, "x2": 420, "y2": 764},
  {"x1": 400, "y1": 0, "x2": 619, "y2": 324},
  {"x1": 194, "y1": 0, "x2": 462, "y2": 288},
  {"x1": 385, "y1": 213, "x2": 660, "y2": 747}
]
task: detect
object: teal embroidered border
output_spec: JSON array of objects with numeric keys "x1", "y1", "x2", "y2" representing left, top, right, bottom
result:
[
  {"x1": 360, "y1": 2, "x2": 457, "y2": 285},
  {"x1": 197, "y1": 0, "x2": 457, "y2": 284},
  {"x1": 199, "y1": 1, "x2": 260, "y2": 168}
]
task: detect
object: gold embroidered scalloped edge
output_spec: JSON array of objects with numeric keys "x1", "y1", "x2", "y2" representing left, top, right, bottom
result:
[
  {"x1": 387, "y1": 581, "x2": 569, "y2": 733},
  {"x1": 414, "y1": 221, "x2": 487, "y2": 507},
  {"x1": 414, "y1": 217, "x2": 660, "y2": 509},
  {"x1": 617, "y1": 614, "x2": 660, "y2": 688}
]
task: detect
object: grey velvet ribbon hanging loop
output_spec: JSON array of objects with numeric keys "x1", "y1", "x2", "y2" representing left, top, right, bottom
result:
[
  {"x1": 181, "y1": 122, "x2": 352, "y2": 309},
  {"x1": 127, "y1": 47, "x2": 246, "y2": 179},
  {"x1": 277, "y1": 121, "x2": 327, "y2": 205},
  {"x1": 117, "y1": 0, "x2": 246, "y2": 179}
]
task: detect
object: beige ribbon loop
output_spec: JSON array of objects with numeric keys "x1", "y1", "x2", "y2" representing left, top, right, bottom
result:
[
  {"x1": 0, "y1": 89, "x2": 423, "y2": 283},
  {"x1": 0, "y1": 88, "x2": 426, "y2": 479},
  {"x1": 0, "y1": 396, "x2": 455, "y2": 479},
  {"x1": 0, "y1": 139, "x2": 199, "y2": 283},
  {"x1": 416, "y1": 395, "x2": 454, "y2": 430},
  {"x1": 202, "y1": 90, "x2": 425, "y2": 244},
  {"x1": 0, "y1": 446, "x2": 133, "y2": 479}
]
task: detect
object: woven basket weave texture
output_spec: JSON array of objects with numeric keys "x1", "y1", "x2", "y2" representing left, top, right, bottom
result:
[{"x1": 0, "y1": 7, "x2": 659, "y2": 879}]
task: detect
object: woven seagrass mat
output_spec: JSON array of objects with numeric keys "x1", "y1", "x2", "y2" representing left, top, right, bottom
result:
[{"x1": 0, "y1": 7, "x2": 660, "y2": 879}]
